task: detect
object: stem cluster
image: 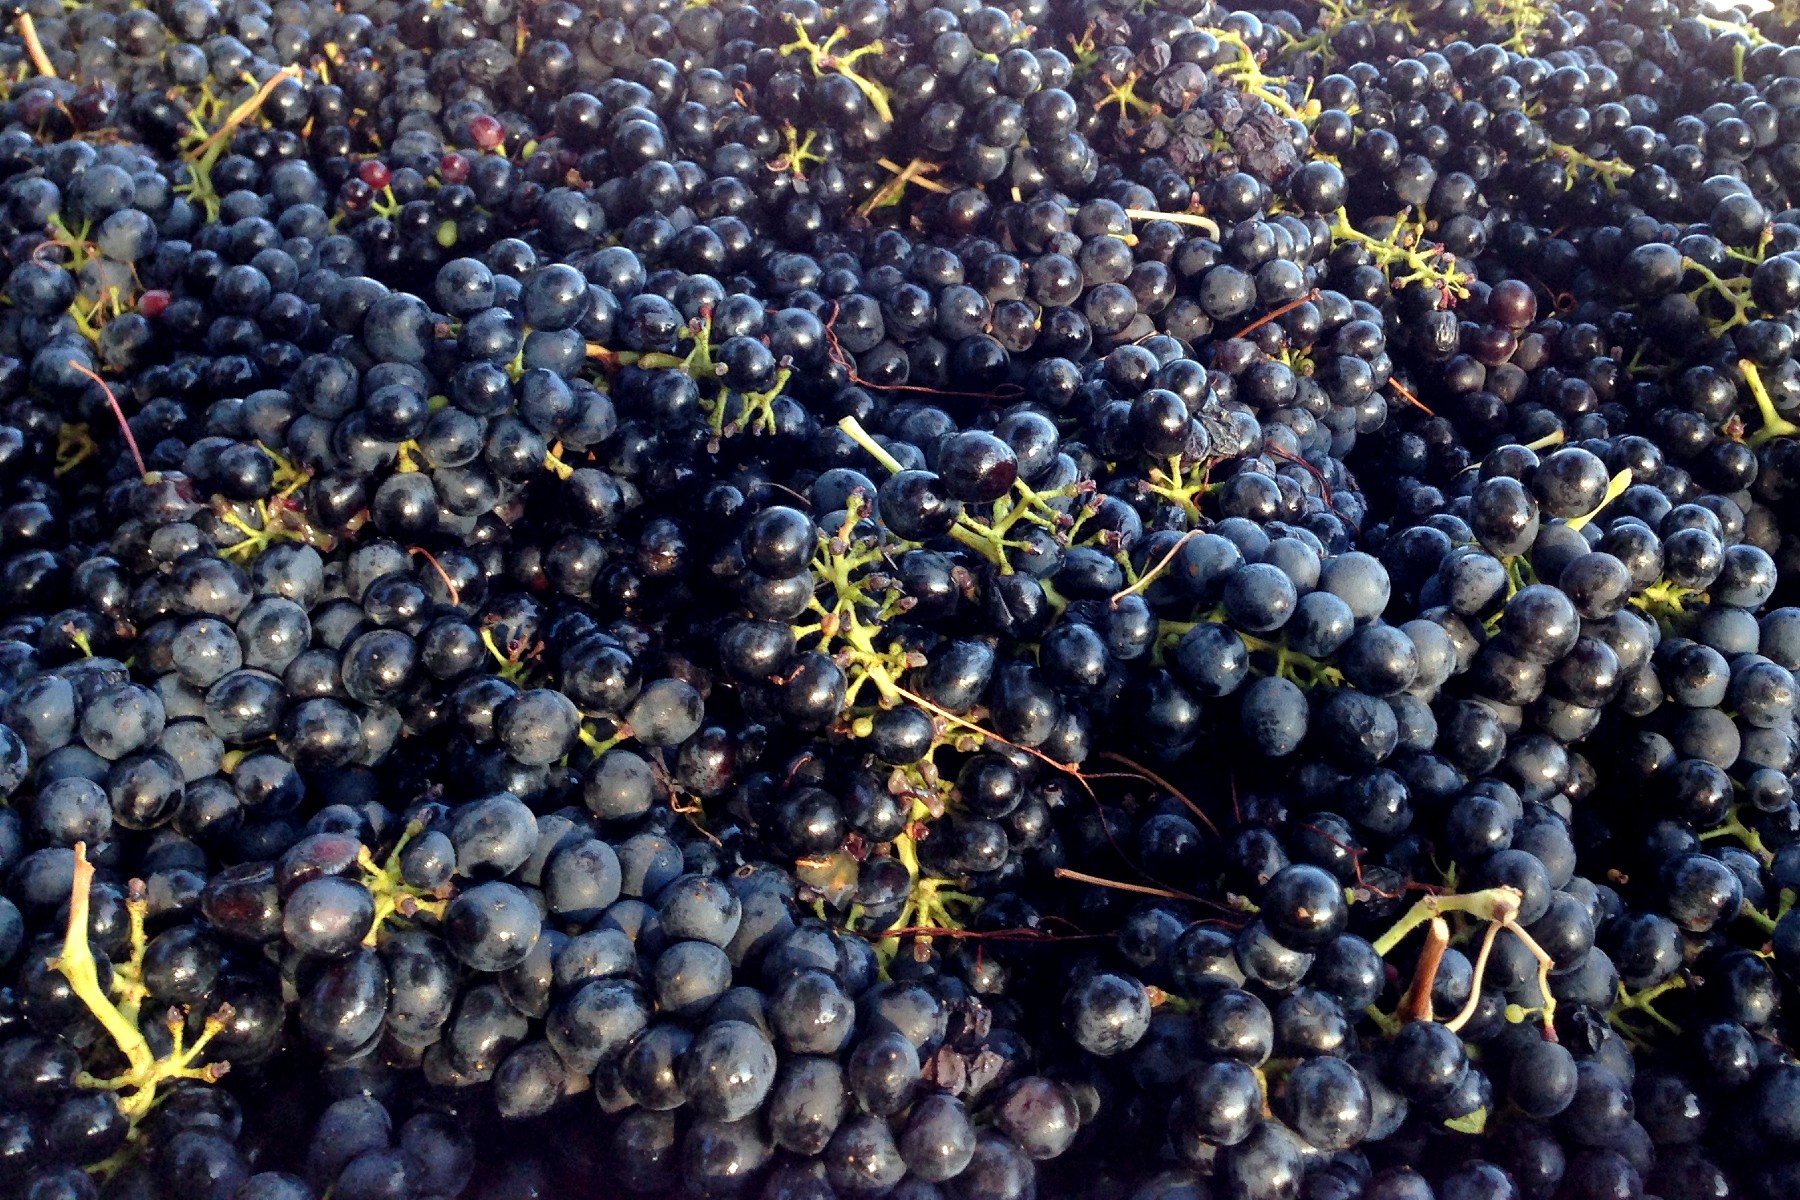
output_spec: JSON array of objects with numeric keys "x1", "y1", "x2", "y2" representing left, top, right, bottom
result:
[{"x1": 54, "y1": 845, "x2": 233, "y2": 1129}]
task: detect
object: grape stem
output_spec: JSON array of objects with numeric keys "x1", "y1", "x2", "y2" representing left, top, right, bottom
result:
[
  {"x1": 860, "y1": 157, "x2": 950, "y2": 216},
  {"x1": 1682, "y1": 259, "x2": 1755, "y2": 333},
  {"x1": 1441, "y1": 916, "x2": 1503, "y2": 1033},
  {"x1": 796, "y1": 495, "x2": 918, "y2": 707},
  {"x1": 836, "y1": 415, "x2": 1077, "y2": 574},
  {"x1": 55, "y1": 422, "x2": 97, "y2": 476},
  {"x1": 65, "y1": 359, "x2": 147, "y2": 480},
  {"x1": 179, "y1": 66, "x2": 303, "y2": 222},
  {"x1": 1372, "y1": 884, "x2": 1558, "y2": 1039},
  {"x1": 18, "y1": 13, "x2": 55, "y2": 78},
  {"x1": 577, "y1": 725, "x2": 630, "y2": 756},
  {"x1": 1607, "y1": 976, "x2": 1686, "y2": 1043},
  {"x1": 770, "y1": 125, "x2": 827, "y2": 182},
  {"x1": 1549, "y1": 142, "x2": 1634, "y2": 191},
  {"x1": 1143, "y1": 455, "x2": 1214, "y2": 521},
  {"x1": 1400, "y1": 915, "x2": 1450, "y2": 1023},
  {"x1": 890, "y1": 681, "x2": 1092, "y2": 793},
  {"x1": 216, "y1": 497, "x2": 334, "y2": 561},
  {"x1": 1202, "y1": 28, "x2": 1319, "y2": 125},
  {"x1": 1063, "y1": 204, "x2": 1221, "y2": 240},
  {"x1": 872, "y1": 830, "x2": 978, "y2": 966},
  {"x1": 779, "y1": 20, "x2": 893, "y2": 122},
  {"x1": 712, "y1": 365, "x2": 792, "y2": 447},
  {"x1": 1372, "y1": 886, "x2": 1522, "y2": 955},
  {"x1": 837, "y1": 415, "x2": 906, "y2": 475},
  {"x1": 1697, "y1": 804, "x2": 1774, "y2": 865},
  {"x1": 53, "y1": 845, "x2": 232, "y2": 1124},
  {"x1": 480, "y1": 626, "x2": 540, "y2": 682},
  {"x1": 1052, "y1": 867, "x2": 1200, "y2": 902},
  {"x1": 1093, "y1": 750, "x2": 1221, "y2": 837},
  {"x1": 358, "y1": 822, "x2": 451, "y2": 941},
  {"x1": 408, "y1": 546, "x2": 461, "y2": 606},
  {"x1": 1627, "y1": 576, "x2": 1706, "y2": 633},
  {"x1": 1740, "y1": 359, "x2": 1800, "y2": 447},
  {"x1": 1329, "y1": 207, "x2": 1473, "y2": 300},
  {"x1": 259, "y1": 441, "x2": 311, "y2": 498},
  {"x1": 1738, "y1": 889, "x2": 1796, "y2": 936},
  {"x1": 1564, "y1": 468, "x2": 1632, "y2": 532}
]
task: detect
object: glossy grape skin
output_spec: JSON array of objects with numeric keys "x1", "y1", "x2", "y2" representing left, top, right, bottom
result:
[
  {"x1": 679, "y1": 1019, "x2": 779, "y2": 1121},
  {"x1": 1259, "y1": 864, "x2": 1349, "y2": 950},
  {"x1": 1276, "y1": 1055, "x2": 1372, "y2": 1151},
  {"x1": 443, "y1": 881, "x2": 540, "y2": 972},
  {"x1": 545, "y1": 979, "x2": 650, "y2": 1075},
  {"x1": 1063, "y1": 973, "x2": 1152, "y2": 1057},
  {"x1": 282, "y1": 876, "x2": 375, "y2": 957}
]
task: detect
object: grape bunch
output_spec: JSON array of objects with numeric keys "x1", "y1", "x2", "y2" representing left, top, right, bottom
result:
[{"x1": 0, "y1": 0, "x2": 1795, "y2": 1197}]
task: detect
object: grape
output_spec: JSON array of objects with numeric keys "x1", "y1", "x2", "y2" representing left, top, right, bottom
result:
[{"x1": 0, "y1": 1, "x2": 1791, "y2": 1194}]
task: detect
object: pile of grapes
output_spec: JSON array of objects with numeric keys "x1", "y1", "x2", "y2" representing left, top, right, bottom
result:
[{"x1": 0, "y1": 0, "x2": 1799, "y2": 1194}]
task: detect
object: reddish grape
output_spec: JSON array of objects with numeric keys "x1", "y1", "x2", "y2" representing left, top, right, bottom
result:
[{"x1": 469, "y1": 114, "x2": 504, "y2": 151}]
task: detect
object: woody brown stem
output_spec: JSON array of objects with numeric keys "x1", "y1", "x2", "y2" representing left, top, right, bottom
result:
[{"x1": 1402, "y1": 916, "x2": 1450, "y2": 1023}]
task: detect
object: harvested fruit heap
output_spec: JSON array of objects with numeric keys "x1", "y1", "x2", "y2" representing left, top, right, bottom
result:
[{"x1": 0, "y1": 0, "x2": 1799, "y2": 1196}]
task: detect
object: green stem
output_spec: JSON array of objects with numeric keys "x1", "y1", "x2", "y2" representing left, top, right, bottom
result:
[
  {"x1": 1740, "y1": 899, "x2": 1778, "y2": 935},
  {"x1": 358, "y1": 822, "x2": 450, "y2": 941},
  {"x1": 1564, "y1": 469, "x2": 1632, "y2": 532},
  {"x1": 1742, "y1": 359, "x2": 1800, "y2": 447},
  {"x1": 837, "y1": 416, "x2": 906, "y2": 475},
  {"x1": 1371, "y1": 887, "x2": 1524, "y2": 957},
  {"x1": 55, "y1": 846, "x2": 231, "y2": 1124},
  {"x1": 1608, "y1": 976, "x2": 1686, "y2": 1037},
  {"x1": 1698, "y1": 805, "x2": 1773, "y2": 865}
]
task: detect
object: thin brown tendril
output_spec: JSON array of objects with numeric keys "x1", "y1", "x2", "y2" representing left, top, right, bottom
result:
[
  {"x1": 66, "y1": 360, "x2": 147, "y2": 480},
  {"x1": 1095, "y1": 750, "x2": 1220, "y2": 837}
]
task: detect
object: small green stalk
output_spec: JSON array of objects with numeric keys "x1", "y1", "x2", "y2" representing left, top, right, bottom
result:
[
  {"x1": 837, "y1": 415, "x2": 907, "y2": 475},
  {"x1": 1628, "y1": 577, "x2": 1707, "y2": 632},
  {"x1": 794, "y1": 494, "x2": 919, "y2": 709},
  {"x1": 1608, "y1": 976, "x2": 1686, "y2": 1042},
  {"x1": 542, "y1": 443, "x2": 575, "y2": 479},
  {"x1": 178, "y1": 66, "x2": 303, "y2": 223},
  {"x1": 871, "y1": 828, "x2": 980, "y2": 968},
  {"x1": 258, "y1": 441, "x2": 311, "y2": 499},
  {"x1": 55, "y1": 422, "x2": 97, "y2": 476},
  {"x1": 1371, "y1": 886, "x2": 1525, "y2": 956},
  {"x1": 480, "y1": 626, "x2": 537, "y2": 682},
  {"x1": 1144, "y1": 456, "x2": 1213, "y2": 522},
  {"x1": 836, "y1": 416, "x2": 1075, "y2": 574},
  {"x1": 1236, "y1": 630, "x2": 1345, "y2": 689},
  {"x1": 1549, "y1": 143, "x2": 1634, "y2": 192},
  {"x1": 1564, "y1": 469, "x2": 1632, "y2": 532},
  {"x1": 62, "y1": 622, "x2": 94, "y2": 658},
  {"x1": 711, "y1": 365, "x2": 792, "y2": 446},
  {"x1": 577, "y1": 721, "x2": 631, "y2": 757},
  {"x1": 358, "y1": 823, "x2": 451, "y2": 940},
  {"x1": 1698, "y1": 804, "x2": 1774, "y2": 865},
  {"x1": 1682, "y1": 260, "x2": 1756, "y2": 333},
  {"x1": 216, "y1": 497, "x2": 333, "y2": 562},
  {"x1": 1741, "y1": 887, "x2": 1797, "y2": 936},
  {"x1": 780, "y1": 21, "x2": 893, "y2": 122},
  {"x1": 1330, "y1": 207, "x2": 1473, "y2": 300},
  {"x1": 1741, "y1": 359, "x2": 1800, "y2": 447}
]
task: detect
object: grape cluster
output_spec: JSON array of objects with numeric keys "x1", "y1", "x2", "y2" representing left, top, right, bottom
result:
[{"x1": 0, "y1": 0, "x2": 1795, "y2": 1197}]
